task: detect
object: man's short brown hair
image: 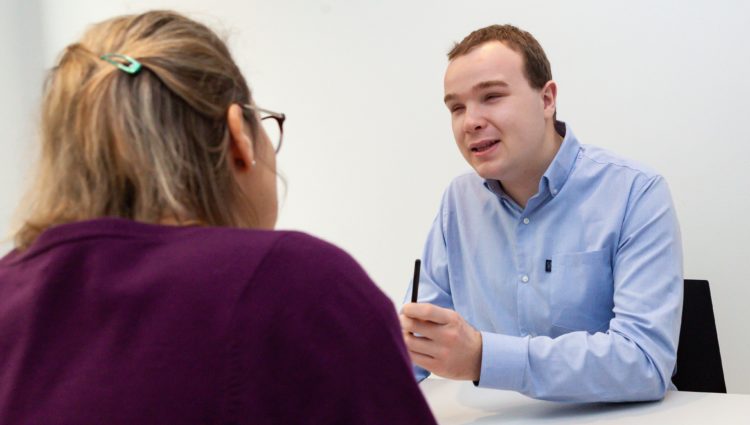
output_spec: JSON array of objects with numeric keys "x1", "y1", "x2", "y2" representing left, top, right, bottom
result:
[{"x1": 448, "y1": 24, "x2": 552, "y2": 91}]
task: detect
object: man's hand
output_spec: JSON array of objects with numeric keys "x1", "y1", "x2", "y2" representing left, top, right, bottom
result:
[{"x1": 399, "y1": 303, "x2": 483, "y2": 381}]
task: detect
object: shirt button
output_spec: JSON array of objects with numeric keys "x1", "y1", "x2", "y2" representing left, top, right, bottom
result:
[
  {"x1": 521, "y1": 275, "x2": 529, "y2": 283},
  {"x1": 522, "y1": 217, "x2": 530, "y2": 225},
  {"x1": 551, "y1": 188, "x2": 558, "y2": 195}
]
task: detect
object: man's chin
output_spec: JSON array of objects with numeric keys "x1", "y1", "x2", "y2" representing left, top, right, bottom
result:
[{"x1": 472, "y1": 164, "x2": 505, "y2": 181}]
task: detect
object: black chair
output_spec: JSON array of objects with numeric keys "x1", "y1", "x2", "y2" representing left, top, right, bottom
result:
[{"x1": 672, "y1": 279, "x2": 727, "y2": 393}]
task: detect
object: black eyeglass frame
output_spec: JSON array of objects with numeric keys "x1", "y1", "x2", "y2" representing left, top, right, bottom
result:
[{"x1": 241, "y1": 104, "x2": 286, "y2": 154}]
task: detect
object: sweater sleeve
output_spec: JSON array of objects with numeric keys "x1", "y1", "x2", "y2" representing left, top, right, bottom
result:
[{"x1": 223, "y1": 232, "x2": 437, "y2": 425}]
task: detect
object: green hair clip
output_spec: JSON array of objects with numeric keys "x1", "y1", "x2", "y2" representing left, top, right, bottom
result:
[{"x1": 100, "y1": 53, "x2": 142, "y2": 74}]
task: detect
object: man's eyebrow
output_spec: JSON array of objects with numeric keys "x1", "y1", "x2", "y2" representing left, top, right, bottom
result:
[
  {"x1": 475, "y1": 80, "x2": 509, "y2": 90},
  {"x1": 443, "y1": 93, "x2": 457, "y2": 104},
  {"x1": 443, "y1": 80, "x2": 510, "y2": 104}
]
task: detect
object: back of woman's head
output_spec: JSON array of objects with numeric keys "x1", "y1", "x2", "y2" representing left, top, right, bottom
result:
[{"x1": 14, "y1": 10, "x2": 259, "y2": 249}]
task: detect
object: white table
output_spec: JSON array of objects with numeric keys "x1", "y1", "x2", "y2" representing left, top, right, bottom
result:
[{"x1": 420, "y1": 378, "x2": 749, "y2": 424}]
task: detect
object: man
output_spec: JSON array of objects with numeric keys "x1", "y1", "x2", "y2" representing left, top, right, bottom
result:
[{"x1": 400, "y1": 25, "x2": 683, "y2": 402}]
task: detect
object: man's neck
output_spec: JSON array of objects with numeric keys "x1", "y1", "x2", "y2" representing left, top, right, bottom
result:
[{"x1": 501, "y1": 126, "x2": 564, "y2": 209}]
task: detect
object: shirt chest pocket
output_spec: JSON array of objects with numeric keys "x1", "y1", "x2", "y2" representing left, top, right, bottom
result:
[{"x1": 549, "y1": 249, "x2": 614, "y2": 333}]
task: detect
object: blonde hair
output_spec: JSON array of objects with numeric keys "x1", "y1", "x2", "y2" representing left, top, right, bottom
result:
[{"x1": 14, "y1": 10, "x2": 260, "y2": 249}]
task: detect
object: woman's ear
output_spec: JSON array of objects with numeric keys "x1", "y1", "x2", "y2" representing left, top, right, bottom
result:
[{"x1": 227, "y1": 104, "x2": 255, "y2": 172}]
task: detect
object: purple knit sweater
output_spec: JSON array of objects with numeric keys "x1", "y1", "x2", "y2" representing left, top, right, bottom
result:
[{"x1": 0, "y1": 218, "x2": 436, "y2": 424}]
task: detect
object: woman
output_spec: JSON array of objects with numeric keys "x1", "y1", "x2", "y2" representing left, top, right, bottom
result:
[{"x1": 0, "y1": 10, "x2": 436, "y2": 424}]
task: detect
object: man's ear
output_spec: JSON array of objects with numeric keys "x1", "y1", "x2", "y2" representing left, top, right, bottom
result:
[
  {"x1": 227, "y1": 104, "x2": 255, "y2": 171},
  {"x1": 541, "y1": 80, "x2": 558, "y2": 119}
]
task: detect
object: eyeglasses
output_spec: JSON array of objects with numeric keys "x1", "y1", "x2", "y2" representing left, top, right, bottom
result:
[{"x1": 241, "y1": 104, "x2": 286, "y2": 154}]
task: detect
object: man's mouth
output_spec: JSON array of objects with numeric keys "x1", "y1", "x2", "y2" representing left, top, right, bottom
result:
[{"x1": 470, "y1": 140, "x2": 500, "y2": 153}]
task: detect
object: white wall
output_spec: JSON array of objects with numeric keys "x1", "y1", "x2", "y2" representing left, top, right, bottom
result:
[
  {"x1": 2, "y1": 0, "x2": 749, "y2": 393},
  {"x1": 0, "y1": 0, "x2": 43, "y2": 252}
]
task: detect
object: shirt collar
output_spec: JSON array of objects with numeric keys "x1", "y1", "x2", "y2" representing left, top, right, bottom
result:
[
  {"x1": 540, "y1": 121, "x2": 580, "y2": 198},
  {"x1": 483, "y1": 121, "x2": 581, "y2": 199}
]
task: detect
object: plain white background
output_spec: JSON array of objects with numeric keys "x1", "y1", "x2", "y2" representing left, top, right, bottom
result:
[{"x1": 1, "y1": 0, "x2": 748, "y2": 393}]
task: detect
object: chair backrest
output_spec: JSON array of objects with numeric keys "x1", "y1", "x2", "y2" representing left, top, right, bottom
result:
[{"x1": 671, "y1": 279, "x2": 727, "y2": 393}]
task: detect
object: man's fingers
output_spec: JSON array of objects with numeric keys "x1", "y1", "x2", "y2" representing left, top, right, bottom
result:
[
  {"x1": 402, "y1": 302, "x2": 454, "y2": 324},
  {"x1": 407, "y1": 349, "x2": 437, "y2": 371},
  {"x1": 399, "y1": 314, "x2": 442, "y2": 339},
  {"x1": 400, "y1": 303, "x2": 483, "y2": 381},
  {"x1": 403, "y1": 331, "x2": 439, "y2": 357}
]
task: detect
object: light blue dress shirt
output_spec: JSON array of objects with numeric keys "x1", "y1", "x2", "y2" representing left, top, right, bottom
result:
[{"x1": 408, "y1": 123, "x2": 683, "y2": 402}]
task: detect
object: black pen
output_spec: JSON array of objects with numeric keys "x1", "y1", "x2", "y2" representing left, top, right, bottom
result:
[{"x1": 411, "y1": 259, "x2": 421, "y2": 303}]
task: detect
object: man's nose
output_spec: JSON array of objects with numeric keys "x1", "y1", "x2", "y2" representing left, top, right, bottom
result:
[{"x1": 462, "y1": 106, "x2": 486, "y2": 133}]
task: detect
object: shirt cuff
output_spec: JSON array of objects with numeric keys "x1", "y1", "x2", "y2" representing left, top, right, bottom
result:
[
  {"x1": 476, "y1": 331, "x2": 529, "y2": 391},
  {"x1": 413, "y1": 364, "x2": 430, "y2": 382}
]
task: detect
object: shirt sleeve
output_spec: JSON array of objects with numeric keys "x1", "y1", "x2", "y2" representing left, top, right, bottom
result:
[{"x1": 476, "y1": 175, "x2": 684, "y2": 402}]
